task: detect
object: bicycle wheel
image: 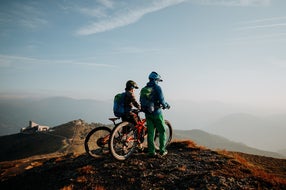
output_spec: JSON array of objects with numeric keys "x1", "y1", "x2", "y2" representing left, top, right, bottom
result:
[
  {"x1": 154, "y1": 120, "x2": 173, "y2": 150},
  {"x1": 84, "y1": 126, "x2": 111, "y2": 158},
  {"x1": 109, "y1": 122, "x2": 137, "y2": 161}
]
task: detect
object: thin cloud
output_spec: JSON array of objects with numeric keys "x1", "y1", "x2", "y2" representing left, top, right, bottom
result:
[
  {"x1": 0, "y1": 3, "x2": 49, "y2": 30},
  {"x1": 232, "y1": 32, "x2": 286, "y2": 41},
  {"x1": 0, "y1": 55, "x2": 42, "y2": 67},
  {"x1": 239, "y1": 16, "x2": 286, "y2": 24},
  {"x1": 234, "y1": 16, "x2": 286, "y2": 31},
  {"x1": 76, "y1": 0, "x2": 272, "y2": 35},
  {"x1": 191, "y1": 0, "x2": 271, "y2": 6},
  {"x1": 112, "y1": 46, "x2": 161, "y2": 54},
  {"x1": 98, "y1": 0, "x2": 114, "y2": 8},
  {"x1": 236, "y1": 23, "x2": 286, "y2": 30},
  {"x1": 76, "y1": 0, "x2": 186, "y2": 35},
  {"x1": 230, "y1": 15, "x2": 286, "y2": 44},
  {"x1": 71, "y1": 61, "x2": 117, "y2": 68},
  {"x1": 227, "y1": 34, "x2": 286, "y2": 46},
  {"x1": 0, "y1": 55, "x2": 116, "y2": 68}
]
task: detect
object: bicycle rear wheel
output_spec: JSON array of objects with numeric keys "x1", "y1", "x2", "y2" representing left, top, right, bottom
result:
[
  {"x1": 84, "y1": 126, "x2": 111, "y2": 158},
  {"x1": 154, "y1": 120, "x2": 173, "y2": 149},
  {"x1": 109, "y1": 122, "x2": 137, "y2": 161}
]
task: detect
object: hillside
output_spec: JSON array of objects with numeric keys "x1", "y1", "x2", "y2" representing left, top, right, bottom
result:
[
  {"x1": 0, "y1": 97, "x2": 112, "y2": 136},
  {"x1": 174, "y1": 129, "x2": 284, "y2": 159},
  {"x1": 0, "y1": 120, "x2": 101, "y2": 162},
  {"x1": 205, "y1": 113, "x2": 286, "y2": 152},
  {"x1": 1, "y1": 120, "x2": 286, "y2": 189},
  {"x1": 1, "y1": 141, "x2": 286, "y2": 190},
  {"x1": 1, "y1": 119, "x2": 283, "y2": 162}
]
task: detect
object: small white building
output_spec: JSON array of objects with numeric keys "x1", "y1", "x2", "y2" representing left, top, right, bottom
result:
[{"x1": 21, "y1": 121, "x2": 50, "y2": 133}]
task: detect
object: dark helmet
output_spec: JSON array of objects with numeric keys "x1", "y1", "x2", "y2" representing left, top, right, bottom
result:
[
  {"x1": 148, "y1": 71, "x2": 163, "y2": 82},
  {"x1": 126, "y1": 80, "x2": 139, "y2": 90}
]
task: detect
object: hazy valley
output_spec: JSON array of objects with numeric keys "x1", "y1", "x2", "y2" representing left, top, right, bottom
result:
[{"x1": 0, "y1": 96, "x2": 285, "y2": 156}]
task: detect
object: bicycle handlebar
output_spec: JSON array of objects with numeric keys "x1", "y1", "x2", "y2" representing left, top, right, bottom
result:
[{"x1": 131, "y1": 104, "x2": 170, "y2": 114}]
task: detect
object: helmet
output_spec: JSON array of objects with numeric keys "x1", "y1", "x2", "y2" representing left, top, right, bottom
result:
[
  {"x1": 126, "y1": 80, "x2": 139, "y2": 90},
  {"x1": 148, "y1": 71, "x2": 163, "y2": 82}
]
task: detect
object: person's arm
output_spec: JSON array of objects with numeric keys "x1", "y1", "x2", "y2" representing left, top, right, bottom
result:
[
  {"x1": 156, "y1": 85, "x2": 170, "y2": 109},
  {"x1": 131, "y1": 93, "x2": 141, "y2": 109}
]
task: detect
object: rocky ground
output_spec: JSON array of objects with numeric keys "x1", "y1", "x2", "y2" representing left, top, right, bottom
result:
[{"x1": 1, "y1": 140, "x2": 286, "y2": 190}]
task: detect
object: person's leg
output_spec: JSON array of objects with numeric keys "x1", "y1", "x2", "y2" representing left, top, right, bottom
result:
[
  {"x1": 154, "y1": 113, "x2": 166, "y2": 154},
  {"x1": 130, "y1": 112, "x2": 139, "y2": 125},
  {"x1": 146, "y1": 115, "x2": 156, "y2": 156}
]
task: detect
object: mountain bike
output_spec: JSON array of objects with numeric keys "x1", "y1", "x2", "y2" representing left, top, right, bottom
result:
[
  {"x1": 84, "y1": 110, "x2": 173, "y2": 160},
  {"x1": 85, "y1": 109, "x2": 172, "y2": 160},
  {"x1": 84, "y1": 119, "x2": 116, "y2": 158},
  {"x1": 109, "y1": 109, "x2": 172, "y2": 161}
]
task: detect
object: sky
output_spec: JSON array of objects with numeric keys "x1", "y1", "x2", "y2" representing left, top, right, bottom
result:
[{"x1": 1, "y1": 0, "x2": 286, "y2": 112}]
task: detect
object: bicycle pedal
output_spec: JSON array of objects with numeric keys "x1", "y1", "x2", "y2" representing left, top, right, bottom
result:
[{"x1": 137, "y1": 144, "x2": 144, "y2": 151}]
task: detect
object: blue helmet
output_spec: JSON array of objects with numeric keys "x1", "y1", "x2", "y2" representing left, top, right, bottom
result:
[{"x1": 148, "y1": 71, "x2": 163, "y2": 82}]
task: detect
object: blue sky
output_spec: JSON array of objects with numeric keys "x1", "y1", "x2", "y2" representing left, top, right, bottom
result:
[{"x1": 1, "y1": 0, "x2": 286, "y2": 110}]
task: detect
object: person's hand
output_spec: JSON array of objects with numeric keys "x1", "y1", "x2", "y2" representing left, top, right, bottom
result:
[{"x1": 163, "y1": 103, "x2": 170, "y2": 109}]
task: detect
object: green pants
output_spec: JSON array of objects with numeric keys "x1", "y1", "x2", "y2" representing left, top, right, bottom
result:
[{"x1": 146, "y1": 113, "x2": 166, "y2": 155}]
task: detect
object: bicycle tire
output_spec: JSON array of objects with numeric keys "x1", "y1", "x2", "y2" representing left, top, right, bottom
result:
[
  {"x1": 84, "y1": 126, "x2": 111, "y2": 158},
  {"x1": 154, "y1": 120, "x2": 173, "y2": 150},
  {"x1": 109, "y1": 122, "x2": 137, "y2": 161}
]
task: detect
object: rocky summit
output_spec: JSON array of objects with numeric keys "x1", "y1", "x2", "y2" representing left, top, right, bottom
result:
[{"x1": 1, "y1": 140, "x2": 286, "y2": 190}]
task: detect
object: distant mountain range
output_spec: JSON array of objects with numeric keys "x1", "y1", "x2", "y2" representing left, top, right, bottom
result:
[
  {"x1": 0, "y1": 119, "x2": 284, "y2": 162},
  {"x1": 0, "y1": 120, "x2": 99, "y2": 162},
  {"x1": 174, "y1": 129, "x2": 284, "y2": 159},
  {"x1": 0, "y1": 96, "x2": 285, "y2": 155},
  {"x1": 204, "y1": 113, "x2": 286, "y2": 153},
  {"x1": 0, "y1": 97, "x2": 112, "y2": 135}
]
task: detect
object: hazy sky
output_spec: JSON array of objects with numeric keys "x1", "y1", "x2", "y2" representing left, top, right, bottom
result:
[{"x1": 1, "y1": 0, "x2": 286, "y2": 110}]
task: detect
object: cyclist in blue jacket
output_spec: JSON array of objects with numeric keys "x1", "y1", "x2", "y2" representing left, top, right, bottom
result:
[{"x1": 143, "y1": 71, "x2": 170, "y2": 157}]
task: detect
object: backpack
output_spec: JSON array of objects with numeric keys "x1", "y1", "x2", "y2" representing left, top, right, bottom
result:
[
  {"x1": 140, "y1": 86, "x2": 155, "y2": 114},
  {"x1": 113, "y1": 92, "x2": 126, "y2": 117}
]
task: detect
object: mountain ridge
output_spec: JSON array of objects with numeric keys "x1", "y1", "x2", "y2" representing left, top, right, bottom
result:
[
  {"x1": 1, "y1": 140, "x2": 285, "y2": 190},
  {"x1": 0, "y1": 119, "x2": 284, "y2": 163},
  {"x1": 1, "y1": 120, "x2": 286, "y2": 189},
  {"x1": 204, "y1": 113, "x2": 286, "y2": 152},
  {"x1": 1, "y1": 96, "x2": 285, "y2": 154},
  {"x1": 174, "y1": 129, "x2": 284, "y2": 159}
]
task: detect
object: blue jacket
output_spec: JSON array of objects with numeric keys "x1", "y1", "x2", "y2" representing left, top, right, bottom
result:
[{"x1": 146, "y1": 80, "x2": 169, "y2": 115}]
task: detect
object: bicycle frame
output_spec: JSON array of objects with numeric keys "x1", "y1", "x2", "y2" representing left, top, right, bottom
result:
[
  {"x1": 121, "y1": 118, "x2": 146, "y2": 145},
  {"x1": 97, "y1": 133, "x2": 110, "y2": 147},
  {"x1": 135, "y1": 118, "x2": 147, "y2": 143},
  {"x1": 86, "y1": 109, "x2": 172, "y2": 160},
  {"x1": 106, "y1": 114, "x2": 146, "y2": 145}
]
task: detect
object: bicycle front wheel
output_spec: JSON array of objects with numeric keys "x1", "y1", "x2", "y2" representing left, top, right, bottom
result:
[
  {"x1": 109, "y1": 122, "x2": 137, "y2": 161},
  {"x1": 84, "y1": 126, "x2": 111, "y2": 158}
]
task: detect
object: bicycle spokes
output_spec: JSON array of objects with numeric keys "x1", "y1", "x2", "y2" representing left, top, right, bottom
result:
[
  {"x1": 84, "y1": 126, "x2": 111, "y2": 158},
  {"x1": 96, "y1": 135, "x2": 110, "y2": 147},
  {"x1": 109, "y1": 122, "x2": 137, "y2": 161}
]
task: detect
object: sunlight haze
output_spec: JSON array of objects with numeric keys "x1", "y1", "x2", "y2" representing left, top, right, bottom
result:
[
  {"x1": 1, "y1": 0, "x2": 286, "y2": 153},
  {"x1": 1, "y1": 0, "x2": 286, "y2": 111}
]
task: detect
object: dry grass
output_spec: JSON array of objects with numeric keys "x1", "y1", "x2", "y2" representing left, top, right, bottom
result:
[
  {"x1": 77, "y1": 165, "x2": 95, "y2": 174},
  {"x1": 60, "y1": 184, "x2": 74, "y2": 190},
  {"x1": 94, "y1": 186, "x2": 106, "y2": 190},
  {"x1": 218, "y1": 150, "x2": 286, "y2": 185},
  {"x1": 171, "y1": 139, "x2": 206, "y2": 149},
  {"x1": 60, "y1": 184, "x2": 105, "y2": 190},
  {"x1": 177, "y1": 165, "x2": 187, "y2": 172}
]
